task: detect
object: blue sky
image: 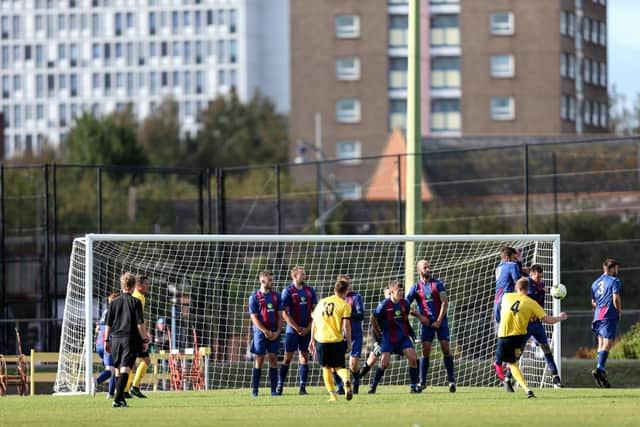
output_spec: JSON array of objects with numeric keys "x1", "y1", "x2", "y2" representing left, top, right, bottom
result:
[{"x1": 609, "y1": 0, "x2": 640, "y2": 102}]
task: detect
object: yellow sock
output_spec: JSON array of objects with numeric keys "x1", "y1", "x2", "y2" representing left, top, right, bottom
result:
[
  {"x1": 322, "y1": 367, "x2": 337, "y2": 394},
  {"x1": 133, "y1": 361, "x2": 148, "y2": 388},
  {"x1": 507, "y1": 362, "x2": 530, "y2": 392},
  {"x1": 125, "y1": 370, "x2": 134, "y2": 392},
  {"x1": 335, "y1": 367, "x2": 350, "y2": 385}
]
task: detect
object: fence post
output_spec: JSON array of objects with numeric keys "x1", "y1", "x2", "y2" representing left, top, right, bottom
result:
[
  {"x1": 316, "y1": 162, "x2": 324, "y2": 234},
  {"x1": 0, "y1": 163, "x2": 4, "y2": 347},
  {"x1": 52, "y1": 164, "x2": 58, "y2": 331},
  {"x1": 216, "y1": 168, "x2": 226, "y2": 234},
  {"x1": 523, "y1": 144, "x2": 529, "y2": 234},
  {"x1": 206, "y1": 168, "x2": 212, "y2": 234},
  {"x1": 43, "y1": 164, "x2": 50, "y2": 348},
  {"x1": 275, "y1": 165, "x2": 281, "y2": 234},
  {"x1": 552, "y1": 152, "x2": 559, "y2": 233},
  {"x1": 396, "y1": 154, "x2": 403, "y2": 234},
  {"x1": 97, "y1": 166, "x2": 103, "y2": 233},
  {"x1": 198, "y1": 170, "x2": 204, "y2": 234}
]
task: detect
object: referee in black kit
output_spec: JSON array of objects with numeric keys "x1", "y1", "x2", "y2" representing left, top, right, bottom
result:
[{"x1": 104, "y1": 272, "x2": 149, "y2": 408}]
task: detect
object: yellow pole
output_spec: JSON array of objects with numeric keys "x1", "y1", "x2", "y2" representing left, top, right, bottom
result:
[
  {"x1": 405, "y1": 0, "x2": 423, "y2": 289},
  {"x1": 30, "y1": 349, "x2": 35, "y2": 396}
]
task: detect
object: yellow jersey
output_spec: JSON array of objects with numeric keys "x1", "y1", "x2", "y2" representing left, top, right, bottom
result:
[
  {"x1": 498, "y1": 293, "x2": 547, "y2": 337},
  {"x1": 132, "y1": 289, "x2": 146, "y2": 312},
  {"x1": 312, "y1": 295, "x2": 352, "y2": 343}
]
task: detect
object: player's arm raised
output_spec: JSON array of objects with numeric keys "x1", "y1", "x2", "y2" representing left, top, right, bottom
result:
[{"x1": 541, "y1": 312, "x2": 568, "y2": 324}]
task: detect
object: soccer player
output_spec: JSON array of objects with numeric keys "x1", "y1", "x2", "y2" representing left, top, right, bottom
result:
[
  {"x1": 104, "y1": 272, "x2": 149, "y2": 408},
  {"x1": 354, "y1": 286, "x2": 390, "y2": 384},
  {"x1": 407, "y1": 259, "x2": 456, "y2": 392},
  {"x1": 494, "y1": 246, "x2": 522, "y2": 324},
  {"x1": 309, "y1": 276, "x2": 353, "y2": 402},
  {"x1": 368, "y1": 280, "x2": 421, "y2": 394},
  {"x1": 128, "y1": 275, "x2": 152, "y2": 399},
  {"x1": 494, "y1": 277, "x2": 567, "y2": 398},
  {"x1": 248, "y1": 271, "x2": 283, "y2": 397},
  {"x1": 93, "y1": 292, "x2": 119, "y2": 398},
  {"x1": 278, "y1": 266, "x2": 317, "y2": 395},
  {"x1": 591, "y1": 258, "x2": 622, "y2": 388},
  {"x1": 525, "y1": 264, "x2": 563, "y2": 388}
]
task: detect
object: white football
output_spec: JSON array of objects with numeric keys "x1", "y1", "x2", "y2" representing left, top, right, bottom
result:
[{"x1": 550, "y1": 283, "x2": 567, "y2": 300}]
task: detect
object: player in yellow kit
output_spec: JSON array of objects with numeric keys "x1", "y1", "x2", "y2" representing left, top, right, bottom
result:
[
  {"x1": 494, "y1": 277, "x2": 568, "y2": 398},
  {"x1": 309, "y1": 277, "x2": 353, "y2": 402}
]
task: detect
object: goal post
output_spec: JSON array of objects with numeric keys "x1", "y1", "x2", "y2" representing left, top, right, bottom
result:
[{"x1": 55, "y1": 233, "x2": 561, "y2": 394}]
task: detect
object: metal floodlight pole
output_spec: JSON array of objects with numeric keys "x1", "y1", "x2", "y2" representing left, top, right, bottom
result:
[{"x1": 405, "y1": 0, "x2": 422, "y2": 288}]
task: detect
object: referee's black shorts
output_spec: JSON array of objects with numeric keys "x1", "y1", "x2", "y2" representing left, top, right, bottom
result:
[
  {"x1": 496, "y1": 334, "x2": 527, "y2": 364},
  {"x1": 316, "y1": 341, "x2": 347, "y2": 368},
  {"x1": 111, "y1": 337, "x2": 140, "y2": 369},
  {"x1": 137, "y1": 350, "x2": 150, "y2": 358}
]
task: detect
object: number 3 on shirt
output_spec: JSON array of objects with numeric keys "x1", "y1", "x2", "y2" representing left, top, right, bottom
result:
[
  {"x1": 510, "y1": 301, "x2": 520, "y2": 315},
  {"x1": 323, "y1": 302, "x2": 335, "y2": 317}
]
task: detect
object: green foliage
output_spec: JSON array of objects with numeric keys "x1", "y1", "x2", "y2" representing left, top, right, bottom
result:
[
  {"x1": 611, "y1": 322, "x2": 640, "y2": 359},
  {"x1": 64, "y1": 109, "x2": 147, "y2": 167},
  {"x1": 137, "y1": 97, "x2": 184, "y2": 168},
  {"x1": 193, "y1": 89, "x2": 288, "y2": 168}
]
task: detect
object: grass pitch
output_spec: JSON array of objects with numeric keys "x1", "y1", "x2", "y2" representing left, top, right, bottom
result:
[{"x1": 2, "y1": 386, "x2": 639, "y2": 427}]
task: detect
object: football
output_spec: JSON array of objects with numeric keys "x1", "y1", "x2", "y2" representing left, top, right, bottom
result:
[{"x1": 550, "y1": 283, "x2": 567, "y2": 300}]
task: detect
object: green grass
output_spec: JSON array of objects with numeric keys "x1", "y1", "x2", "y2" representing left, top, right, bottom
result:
[{"x1": 2, "y1": 386, "x2": 639, "y2": 427}]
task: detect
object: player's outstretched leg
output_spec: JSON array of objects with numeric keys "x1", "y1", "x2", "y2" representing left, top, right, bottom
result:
[{"x1": 507, "y1": 362, "x2": 531, "y2": 398}]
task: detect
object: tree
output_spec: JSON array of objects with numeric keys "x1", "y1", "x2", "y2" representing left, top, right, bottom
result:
[
  {"x1": 138, "y1": 96, "x2": 185, "y2": 168},
  {"x1": 609, "y1": 85, "x2": 639, "y2": 135},
  {"x1": 193, "y1": 89, "x2": 288, "y2": 168},
  {"x1": 64, "y1": 107, "x2": 147, "y2": 167}
]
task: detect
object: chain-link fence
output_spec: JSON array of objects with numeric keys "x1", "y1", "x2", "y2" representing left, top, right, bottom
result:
[{"x1": 2, "y1": 135, "x2": 640, "y2": 356}]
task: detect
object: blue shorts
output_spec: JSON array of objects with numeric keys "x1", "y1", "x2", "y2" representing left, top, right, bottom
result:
[
  {"x1": 592, "y1": 319, "x2": 618, "y2": 340},
  {"x1": 284, "y1": 332, "x2": 312, "y2": 353},
  {"x1": 525, "y1": 321, "x2": 549, "y2": 345},
  {"x1": 350, "y1": 332, "x2": 363, "y2": 358},
  {"x1": 251, "y1": 332, "x2": 280, "y2": 356},
  {"x1": 381, "y1": 336, "x2": 414, "y2": 355},
  {"x1": 420, "y1": 319, "x2": 450, "y2": 343},
  {"x1": 97, "y1": 345, "x2": 113, "y2": 367}
]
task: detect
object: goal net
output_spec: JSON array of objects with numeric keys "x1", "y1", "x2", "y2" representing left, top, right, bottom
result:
[{"x1": 55, "y1": 234, "x2": 561, "y2": 394}]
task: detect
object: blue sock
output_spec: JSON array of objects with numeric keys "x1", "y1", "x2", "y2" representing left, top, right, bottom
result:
[
  {"x1": 108, "y1": 375, "x2": 116, "y2": 396},
  {"x1": 444, "y1": 355, "x2": 455, "y2": 383},
  {"x1": 278, "y1": 364, "x2": 290, "y2": 386},
  {"x1": 333, "y1": 372, "x2": 343, "y2": 388},
  {"x1": 597, "y1": 351, "x2": 609, "y2": 371},
  {"x1": 251, "y1": 368, "x2": 261, "y2": 392},
  {"x1": 409, "y1": 366, "x2": 418, "y2": 387},
  {"x1": 96, "y1": 369, "x2": 111, "y2": 385},
  {"x1": 299, "y1": 364, "x2": 309, "y2": 386},
  {"x1": 544, "y1": 352, "x2": 558, "y2": 375},
  {"x1": 268, "y1": 367, "x2": 278, "y2": 392},
  {"x1": 419, "y1": 357, "x2": 429, "y2": 385},
  {"x1": 372, "y1": 368, "x2": 385, "y2": 387}
]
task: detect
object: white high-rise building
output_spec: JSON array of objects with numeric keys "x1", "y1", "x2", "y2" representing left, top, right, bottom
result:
[{"x1": 0, "y1": 0, "x2": 289, "y2": 158}]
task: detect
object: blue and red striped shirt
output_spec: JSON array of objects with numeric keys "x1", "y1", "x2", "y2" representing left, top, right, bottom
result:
[
  {"x1": 406, "y1": 277, "x2": 446, "y2": 322},
  {"x1": 281, "y1": 284, "x2": 317, "y2": 333},
  {"x1": 345, "y1": 291, "x2": 364, "y2": 337},
  {"x1": 591, "y1": 274, "x2": 621, "y2": 321},
  {"x1": 373, "y1": 298, "x2": 411, "y2": 344},
  {"x1": 494, "y1": 260, "x2": 521, "y2": 305},
  {"x1": 249, "y1": 290, "x2": 282, "y2": 332}
]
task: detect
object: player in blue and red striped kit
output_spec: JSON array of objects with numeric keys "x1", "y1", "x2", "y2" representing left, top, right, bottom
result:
[
  {"x1": 248, "y1": 271, "x2": 283, "y2": 397},
  {"x1": 525, "y1": 264, "x2": 563, "y2": 388},
  {"x1": 407, "y1": 259, "x2": 456, "y2": 392},
  {"x1": 591, "y1": 259, "x2": 622, "y2": 388},
  {"x1": 277, "y1": 266, "x2": 317, "y2": 395},
  {"x1": 494, "y1": 246, "x2": 522, "y2": 324},
  {"x1": 368, "y1": 280, "x2": 421, "y2": 394}
]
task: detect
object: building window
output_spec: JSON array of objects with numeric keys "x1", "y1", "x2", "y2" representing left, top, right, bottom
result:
[
  {"x1": 560, "y1": 53, "x2": 567, "y2": 77},
  {"x1": 600, "y1": 62, "x2": 606, "y2": 87},
  {"x1": 592, "y1": 102, "x2": 599, "y2": 126},
  {"x1": 561, "y1": 96, "x2": 568, "y2": 120},
  {"x1": 431, "y1": 57, "x2": 460, "y2": 88},
  {"x1": 560, "y1": 10, "x2": 567, "y2": 35},
  {"x1": 592, "y1": 61, "x2": 599, "y2": 86},
  {"x1": 569, "y1": 97, "x2": 576, "y2": 121},
  {"x1": 229, "y1": 39, "x2": 237, "y2": 63},
  {"x1": 490, "y1": 96, "x2": 515, "y2": 120},
  {"x1": 490, "y1": 54, "x2": 515, "y2": 78},
  {"x1": 584, "y1": 100, "x2": 591, "y2": 125},
  {"x1": 583, "y1": 17, "x2": 590, "y2": 42},
  {"x1": 336, "y1": 141, "x2": 361, "y2": 164},
  {"x1": 490, "y1": 11, "x2": 514, "y2": 35},
  {"x1": 336, "y1": 57, "x2": 360, "y2": 81},
  {"x1": 431, "y1": 99, "x2": 461, "y2": 131},
  {"x1": 584, "y1": 58, "x2": 591, "y2": 84},
  {"x1": 338, "y1": 182, "x2": 362, "y2": 200},
  {"x1": 336, "y1": 99, "x2": 361, "y2": 123},
  {"x1": 568, "y1": 13, "x2": 575, "y2": 37},
  {"x1": 431, "y1": 15, "x2": 459, "y2": 46},
  {"x1": 591, "y1": 19, "x2": 599, "y2": 43},
  {"x1": 568, "y1": 54, "x2": 575, "y2": 79},
  {"x1": 114, "y1": 12, "x2": 122, "y2": 35},
  {"x1": 389, "y1": 99, "x2": 407, "y2": 130},
  {"x1": 600, "y1": 102, "x2": 607, "y2": 127},
  {"x1": 335, "y1": 15, "x2": 360, "y2": 39},
  {"x1": 389, "y1": 57, "x2": 408, "y2": 89},
  {"x1": 599, "y1": 22, "x2": 606, "y2": 45},
  {"x1": 389, "y1": 15, "x2": 408, "y2": 47}
]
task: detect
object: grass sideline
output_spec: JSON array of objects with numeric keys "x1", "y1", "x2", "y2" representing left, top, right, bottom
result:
[{"x1": 2, "y1": 387, "x2": 639, "y2": 427}]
